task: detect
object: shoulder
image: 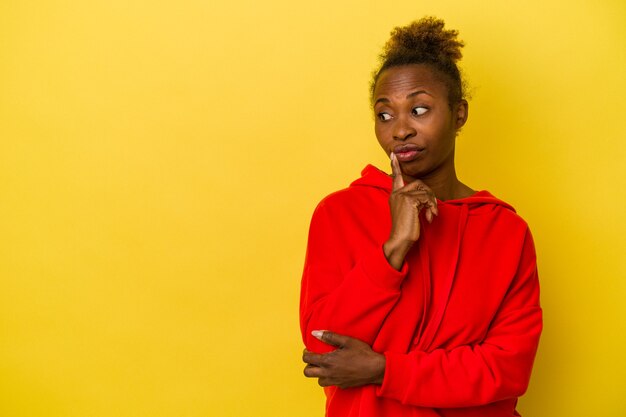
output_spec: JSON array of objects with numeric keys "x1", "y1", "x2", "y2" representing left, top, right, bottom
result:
[
  {"x1": 315, "y1": 187, "x2": 363, "y2": 210},
  {"x1": 479, "y1": 192, "x2": 537, "y2": 256},
  {"x1": 471, "y1": 190, "x2": 530, "y2": 229},
  {"x1": 311, "y1": 185, "x2": 382, "y2": 221},
  {"x1": 495, "y1": 203, "x2": 530, "y2": 231},
  {"x1": 311, "y1": 164, "x2": 391, "y2": 216}
]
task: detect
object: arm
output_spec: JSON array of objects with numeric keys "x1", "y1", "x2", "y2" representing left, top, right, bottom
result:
[
  {"x1": 304, "y1": 229, "x2": 542, "y2": 408},
  {"x1": 300, "y1": 154, "x2": 438, "y2": 353},
  {"x1": 299, "y1": 200, "x2": 408, "y2": 353},
  {"x1": 378, "y1": 228, "x2": 542, "y2": 407}
]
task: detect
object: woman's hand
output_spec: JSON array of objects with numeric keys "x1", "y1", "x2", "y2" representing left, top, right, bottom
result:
[
  {"x1": 383, "y1": 153, "x2": 438, "y2": 270},
  {"x1": 303, "y1": 331, "x2": 385, "y2": 389}
]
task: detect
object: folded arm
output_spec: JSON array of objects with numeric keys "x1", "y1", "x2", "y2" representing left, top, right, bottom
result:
[
  {"x1": 300, "y1": 201, "x2": 408, "y2": 353},
  {"x1": 303, "y1": 228, "x2": 542, "y2": 408}
]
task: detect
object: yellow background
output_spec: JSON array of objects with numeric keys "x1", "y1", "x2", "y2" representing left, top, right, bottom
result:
[{"x1": 1, "y1": 0, "x2": 625, "y2": 416}]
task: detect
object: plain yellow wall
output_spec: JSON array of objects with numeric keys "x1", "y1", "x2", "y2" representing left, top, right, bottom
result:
[{"x1": 1, "y1": 1, "x2": 625, "y2": 416}]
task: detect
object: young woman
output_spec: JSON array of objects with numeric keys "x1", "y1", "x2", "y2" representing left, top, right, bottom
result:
[{"x1": 300, "y1": 17, "x2": 542, "y2": 417}]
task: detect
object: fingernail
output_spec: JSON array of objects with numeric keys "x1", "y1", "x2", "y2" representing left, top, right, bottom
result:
[{"x1": 311, "y1": 330, "x2": 325, "y2": 339}]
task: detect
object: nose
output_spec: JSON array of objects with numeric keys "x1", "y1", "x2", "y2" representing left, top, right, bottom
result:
[{"x1": 392, "y1": 116, "x2": 416, "y2": 141}]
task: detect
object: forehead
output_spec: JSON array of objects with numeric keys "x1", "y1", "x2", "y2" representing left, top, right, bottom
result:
[{"x1": 373, "y1": 64, "x2": 448, "y2": 99}]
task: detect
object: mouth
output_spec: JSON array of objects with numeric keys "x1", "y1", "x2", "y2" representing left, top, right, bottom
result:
[{"x1": 393, "y1": 144, "x2": 425, "y2": 162}]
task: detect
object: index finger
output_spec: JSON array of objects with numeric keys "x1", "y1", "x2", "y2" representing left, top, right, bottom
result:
[{"x1": 390, "y1": 153, "x2": 404, "y2": 190}]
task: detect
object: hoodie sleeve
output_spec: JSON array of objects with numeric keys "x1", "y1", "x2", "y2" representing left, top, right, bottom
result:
[
  {"x1": 376, "y1": 228, "x2": 542, "y2": 408},
  {"x1": 300, "y1": 199, "x2": 408, "y2": 353}
]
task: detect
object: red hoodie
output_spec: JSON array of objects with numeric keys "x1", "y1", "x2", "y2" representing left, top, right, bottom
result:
[{"x1": 300, "y1": 165, "x2": 542, "y2": 417}]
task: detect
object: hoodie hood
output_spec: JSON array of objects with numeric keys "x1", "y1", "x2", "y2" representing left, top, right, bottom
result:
[{"x1": 350, "y1": 164, "x2": 516, "y2": 212}]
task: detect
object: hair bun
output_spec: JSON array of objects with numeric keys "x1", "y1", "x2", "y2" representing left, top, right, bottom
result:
[
  {"x1": 371, "y1": 16, "x2": 466, "y2": 105},
  {"x1": 383, "y1": 17, "x2": 463, "y2": 65}
]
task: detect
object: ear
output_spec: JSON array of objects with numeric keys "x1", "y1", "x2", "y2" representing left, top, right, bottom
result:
[{"x1": 454, "y1": 99, "x2": 469, "y2": 130}]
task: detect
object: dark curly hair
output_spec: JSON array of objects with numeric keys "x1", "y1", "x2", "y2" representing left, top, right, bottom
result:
[{"x1": 370, "y1": 17, "x2": 467, "y2": 107}]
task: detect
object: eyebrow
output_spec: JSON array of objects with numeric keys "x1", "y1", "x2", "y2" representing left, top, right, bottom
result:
[{"x1": 374, "y1": 90, "x2": 431, "y2": 106}]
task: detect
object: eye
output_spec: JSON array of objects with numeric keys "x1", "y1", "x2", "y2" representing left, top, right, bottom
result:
[
  {"x1": 412, "y1": 106, "x2": 428, "y2": 116},
  {"x1": 377, "y1": 112, "x2": 392, "y2": 121}
]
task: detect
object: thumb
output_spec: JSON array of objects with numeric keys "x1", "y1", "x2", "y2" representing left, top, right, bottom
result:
[{"x1": 311, "y1": 330, "x2": 351, "y2": 348}]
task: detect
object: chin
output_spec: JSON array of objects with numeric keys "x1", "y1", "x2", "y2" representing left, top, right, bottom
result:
[{"x1": 400, "y1": 163, "x2": 431, "y2": 179}]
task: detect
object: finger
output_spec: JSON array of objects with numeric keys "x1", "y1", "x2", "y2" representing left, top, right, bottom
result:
[
  {"x1": 312, "y1": 330, "x2": 351, "y2": 348},
  {"x1": 302, "y1": 350, "x2": 325, "y2": 366},
  {"x1": 426, "y1": 195, "x2": 438, "y2": 217},
  {"x1": 423, "y1": 198, "x2": 437, "y2": 222},
  {"x1": 400, "y1": 179, "x2": 432, "y2": 194},
  {"x1": 303, "y1": 364, "x2": 324, "y2": 378},
  {"x1": 318, "y1": 377, "x2": 333, "y2": 387},
  {"x1": 410, "y1": 200, "x2": 436, "y2": 224},
  {"x1": 405, "y1": 190, "x2": 435, "y2": 207},
  {"x1": 390, "y1": 153, "x2": 404, "y2": 190},
  {"x1": 405, "y1": 189, "x2": 431, "y2": 198},
  {"x1": 311, "y1": 330, "x2": 328, "y2": 342},
  {"x1": 404, "y1": 190, "x2": 438, "y2": 216}
]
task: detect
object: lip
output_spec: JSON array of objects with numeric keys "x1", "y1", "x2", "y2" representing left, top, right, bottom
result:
[{"x1": 393, "y1": 144, "x2": 425, "y2": 162}]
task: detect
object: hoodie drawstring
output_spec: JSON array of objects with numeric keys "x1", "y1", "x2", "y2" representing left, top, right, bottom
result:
[{"x1": 414, "y1": 203, "x2": 470, "y2": 350}]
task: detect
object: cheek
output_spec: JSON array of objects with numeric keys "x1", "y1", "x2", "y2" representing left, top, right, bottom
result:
[
  {"x1": 374, "y1": 120, "x2": 392, "y2": 136},
  {"x1": 423, "y1": 115, "x2": 455, "y2": 141}
]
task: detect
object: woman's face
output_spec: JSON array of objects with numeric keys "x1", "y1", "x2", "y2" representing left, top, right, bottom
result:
[{"x1": 373, "y1": 64, "x2": 468, "y2": 181}]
